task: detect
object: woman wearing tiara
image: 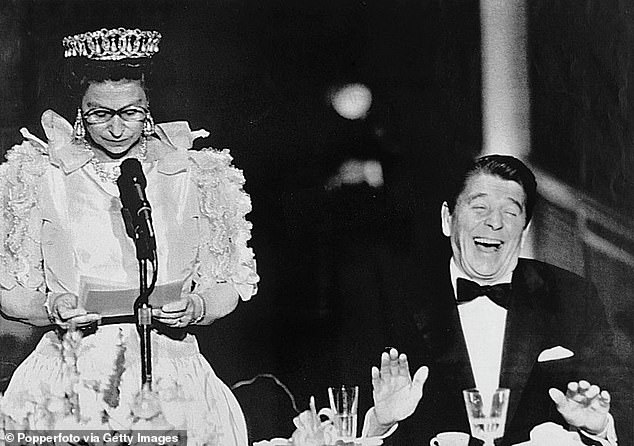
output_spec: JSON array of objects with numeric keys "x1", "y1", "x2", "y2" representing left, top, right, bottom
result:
[{"x1": 0, "y1": 28, "x2": 258, "y2": 445}]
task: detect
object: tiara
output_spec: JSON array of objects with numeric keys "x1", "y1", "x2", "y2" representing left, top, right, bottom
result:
[{"x1": 63, "y1": 28, "x2": 161, "y2": 60}]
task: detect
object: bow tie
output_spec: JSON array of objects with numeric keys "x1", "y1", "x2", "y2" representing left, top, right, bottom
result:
[{"x1": 456, "y1": 278, "x2": 513, "y2": 309}]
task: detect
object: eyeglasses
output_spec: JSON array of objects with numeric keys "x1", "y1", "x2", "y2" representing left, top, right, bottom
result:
[{"x1": 83, "y1": 105, "x2": 148, "y2": 125}]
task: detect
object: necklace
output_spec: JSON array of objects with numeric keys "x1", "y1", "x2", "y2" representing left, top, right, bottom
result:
[{"x1": 85, "y1": 137, "x2": 148, "y2": 183}]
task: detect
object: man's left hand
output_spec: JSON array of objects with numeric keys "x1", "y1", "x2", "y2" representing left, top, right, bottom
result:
[
  {"x1": 372, "y1": 348, "x2": 429, "y2": 427},
  {"x1": 549, "y1": 380, "x2": 611, "y2": 435}
]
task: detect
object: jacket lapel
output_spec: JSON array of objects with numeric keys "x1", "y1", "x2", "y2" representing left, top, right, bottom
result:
[
  {"x1": 434, "y1": 290, "x2": 476, "y2": 390},
  {"x1": 415, "y1": 261, "x2": 476, "y2": 391},
  {"x1": 411, "y1": 261, "x2": 476, "y2": 435},
  {"x1": 500, "y1": 260, "x2": 550, "y2": 425}
]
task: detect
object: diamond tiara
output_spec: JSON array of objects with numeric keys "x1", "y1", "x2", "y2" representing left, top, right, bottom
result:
[{"x1": 63, "y1": 28, "x2": 161, "y2": 60}]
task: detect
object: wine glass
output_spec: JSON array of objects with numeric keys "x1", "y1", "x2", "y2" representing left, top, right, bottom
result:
[{"x1": 462, "y1": 388, "x2": 510, "y2": 446}]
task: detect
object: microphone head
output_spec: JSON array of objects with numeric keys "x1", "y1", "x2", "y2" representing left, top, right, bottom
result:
[
  {"x1": 118, "y1": 158, "x2": 147, "y2": 188},
  {"x1": 116, "y1": 158, "x2": 147, "y2": 211}
]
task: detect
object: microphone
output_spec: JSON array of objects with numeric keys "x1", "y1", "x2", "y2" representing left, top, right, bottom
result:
[{"x1": 117, "y1": 158, "x2": 156, "y2": 260}]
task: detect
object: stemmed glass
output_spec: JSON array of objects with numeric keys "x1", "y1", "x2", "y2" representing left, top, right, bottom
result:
[{"x1": 462, "y1": 388, "x2": 510, "y2": 446}]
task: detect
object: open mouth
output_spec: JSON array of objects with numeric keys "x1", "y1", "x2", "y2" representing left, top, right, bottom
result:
[{"x1": 473, "y1": 237, "x2": 504, "y2": 252}]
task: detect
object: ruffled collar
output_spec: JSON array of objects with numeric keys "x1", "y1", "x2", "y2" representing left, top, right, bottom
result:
[{"x1": 40, "y1": 109, "x2": 208, "y2": 175}]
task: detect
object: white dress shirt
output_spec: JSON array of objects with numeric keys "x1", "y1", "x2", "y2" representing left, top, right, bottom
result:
[{"x1": 450, "y1": 258, "x2": 511, "y2": 395}]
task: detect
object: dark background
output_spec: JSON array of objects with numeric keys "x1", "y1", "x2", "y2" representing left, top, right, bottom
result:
[{"x1": 1, "y1": 0, "x2": 632, "y2": 442}]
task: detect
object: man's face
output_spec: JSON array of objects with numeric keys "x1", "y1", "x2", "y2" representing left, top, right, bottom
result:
[{"x1": 441, "y1": 173, "x2": 529, "y2": 283}]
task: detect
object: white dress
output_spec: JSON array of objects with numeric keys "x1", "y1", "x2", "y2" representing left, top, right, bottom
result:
[{"x1": 0, "y1": 110, "x2": 259, "y2": 445}]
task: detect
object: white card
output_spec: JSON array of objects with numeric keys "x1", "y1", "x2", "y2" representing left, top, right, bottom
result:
[{"x1": 79, "y1": 276, "x2": 184, "y2": 317}]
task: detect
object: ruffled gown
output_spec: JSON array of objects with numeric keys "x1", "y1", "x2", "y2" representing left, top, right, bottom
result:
[{"x1": 0, "y1": 110, "x2": 259, "y2": 446}]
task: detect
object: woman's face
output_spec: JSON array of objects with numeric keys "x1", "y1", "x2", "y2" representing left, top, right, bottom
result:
[{"x1": 81, "y1": 79, "x2": 148, "y2": 158}]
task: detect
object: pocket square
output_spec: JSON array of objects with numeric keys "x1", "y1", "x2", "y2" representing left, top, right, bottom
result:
[{"x1": 538, "y1": 346, "x2": 574, "y2": 362}]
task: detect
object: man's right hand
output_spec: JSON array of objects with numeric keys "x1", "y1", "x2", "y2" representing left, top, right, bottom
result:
[{"x1": 372, "y1": 348, "x2": 429, "y2": 427}]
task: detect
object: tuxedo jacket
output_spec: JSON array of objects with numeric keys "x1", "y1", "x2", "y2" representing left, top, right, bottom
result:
[{"x1": 336, "y1": 250, "x2": 631, "y2": 445}]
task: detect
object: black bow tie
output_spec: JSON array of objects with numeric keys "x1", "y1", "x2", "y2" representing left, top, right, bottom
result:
[{"x1": 456, "y1": 278, "x2": 513, "y2": 309}]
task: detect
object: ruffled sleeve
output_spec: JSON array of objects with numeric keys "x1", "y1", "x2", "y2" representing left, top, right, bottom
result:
[
  {"x1": 0, "y1": 135, "x2": 52, "y2": 326},
  {"x1": 190, "y1": 148, "x2": 259, "y2": 302},
  {"x1": 0, "y1": 139, "x2": 48, "y2": 292}
]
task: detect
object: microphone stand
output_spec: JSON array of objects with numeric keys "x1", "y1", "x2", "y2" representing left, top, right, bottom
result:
[
  {"x1": 122, "y1": 207, "x2": 157, "y2": 390},
  {"x1": 136, "y1": 258, "x2": 156, "y2": 389}
]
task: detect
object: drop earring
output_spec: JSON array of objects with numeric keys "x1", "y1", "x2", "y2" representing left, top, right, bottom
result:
[
  {"x1": 143, "y1": 112, "x2": 155, "y2": 137},
  {"x1": 73, "y1": 108, "x2": 85, "y2": 140}
]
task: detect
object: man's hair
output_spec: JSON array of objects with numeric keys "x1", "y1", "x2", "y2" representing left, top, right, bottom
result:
[{"x1": 445, "y1": 154, "x2": 537, "y2": 226}]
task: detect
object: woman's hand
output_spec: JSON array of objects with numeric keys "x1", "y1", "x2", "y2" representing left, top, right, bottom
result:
[
  {"x1": 50, "y1": 293, "x2": 101, "y2": 329},
  {"x1": 152, "y1": 294, "x2": 203, "y2": 328}
]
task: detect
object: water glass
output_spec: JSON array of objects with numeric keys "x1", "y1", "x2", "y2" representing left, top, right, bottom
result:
[
  {"x1": 462, "y1": 388, "x2": 510, "y2": 446},
  {"x1": 328, "y1": 385, "x2": 359, "y2": 441}
]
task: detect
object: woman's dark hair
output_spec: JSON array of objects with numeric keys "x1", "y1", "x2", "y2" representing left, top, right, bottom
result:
[
  {"x1": 64, "y1": 57, "x2": 153, "y2": 103},
  {"x1": 445, "y1": 154, "x2": 538, "y2": 227}
]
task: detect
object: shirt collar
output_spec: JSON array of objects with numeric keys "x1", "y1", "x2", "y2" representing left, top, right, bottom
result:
[{"x1": 449, "y1": 257, "x2": 514, "y2": 300}]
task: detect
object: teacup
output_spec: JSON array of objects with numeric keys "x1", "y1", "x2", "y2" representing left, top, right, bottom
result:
[{"x1": 430, "y1": 431, "x2": 471, "y2": 446}]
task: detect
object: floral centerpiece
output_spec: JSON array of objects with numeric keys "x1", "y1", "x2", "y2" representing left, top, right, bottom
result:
[{"x1": 0, "y1": 327, "x2": 221, "y2": 446}]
